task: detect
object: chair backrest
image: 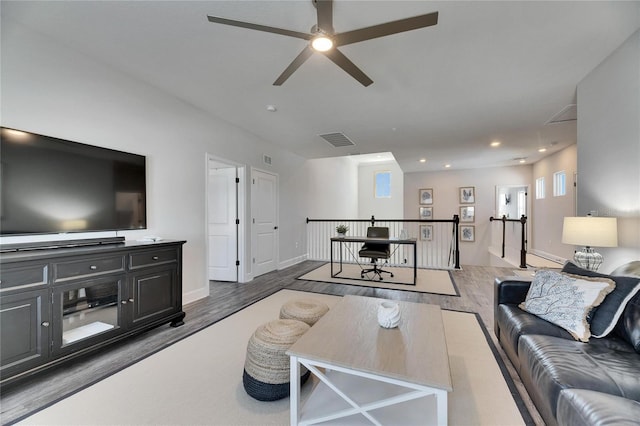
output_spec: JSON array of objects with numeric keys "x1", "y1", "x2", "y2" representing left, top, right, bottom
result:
[{"x1": 366, "y1": 227, "x2": 389, "y2": 239}]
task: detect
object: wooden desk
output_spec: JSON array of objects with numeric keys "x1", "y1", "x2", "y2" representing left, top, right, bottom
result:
[
  {"x1": 330, "y1": 236, "x2": 418, "y2": 285},
  {"x1": 288, "y1": 295, "x2": 452, "y2": 425}
]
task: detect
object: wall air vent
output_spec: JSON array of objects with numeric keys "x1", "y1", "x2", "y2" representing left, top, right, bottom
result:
[
  {"x1": 319, "y1": 132, "x2": 355, "y2": 147},
  {"x1": 263, "y1": 154, "x2": 272, "y2": 165},
  {"x1": 546, "y1": 104, "x2": 577, "y2": 125}
]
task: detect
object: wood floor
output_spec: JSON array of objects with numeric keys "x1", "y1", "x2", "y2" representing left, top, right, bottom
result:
[{"x1": 0, "y1": 261, "x2": 543, "y2": 425}]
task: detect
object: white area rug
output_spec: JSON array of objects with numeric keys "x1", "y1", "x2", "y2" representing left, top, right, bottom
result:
[
  {"x1": 20, "y1": 290, "x2": 527, "y2": 425},
  {"x1": 299, "y1": 263, "x2": 458, "y2": 296}
]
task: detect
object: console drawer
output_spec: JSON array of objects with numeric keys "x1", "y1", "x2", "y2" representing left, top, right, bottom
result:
[
  {"x1": 0, "y1": 263, "x2": 49, "y2": 291},
  {"x1": 54, "y1": 255, "x2": 126, "y2": 282},
  {"x1": 129, "y1": 249, "x2": 178, "y2": 269}
]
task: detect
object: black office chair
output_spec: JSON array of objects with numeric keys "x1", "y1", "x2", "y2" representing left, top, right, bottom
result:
[{"x1": 359, "y1": 227, "x2": 394, "y2": 280}]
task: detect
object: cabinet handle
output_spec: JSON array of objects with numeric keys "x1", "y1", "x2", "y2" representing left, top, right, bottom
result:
[
  {"x1": 121, "y1": 300, "x2": 127, "y2": 305},
  {"x1": 152, "y1": 256, "x2": 159, "y2": 260},
  {"x1": 90, "y1": 265, "x2": 98, "y2": 270},
  {"x1": 42, "y1": 321, "x2": 50, "y2": 327}
]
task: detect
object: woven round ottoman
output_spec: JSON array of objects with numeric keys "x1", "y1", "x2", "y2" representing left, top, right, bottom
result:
[
  {"x1": 279, "y1": 299, "x2": 330, "y2": 326},
  {"x1": 242, "y1": 319, "x2": 311, "y2": 401}
]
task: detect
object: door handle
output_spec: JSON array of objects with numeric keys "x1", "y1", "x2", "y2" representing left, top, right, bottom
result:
[{"x1": 274, "y1": 226, "x2": 278, "y2": 230}]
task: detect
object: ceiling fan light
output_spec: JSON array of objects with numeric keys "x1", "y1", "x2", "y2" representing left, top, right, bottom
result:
[{"x1": 311, "y1": 36, "x2": 333, "y2": 52}]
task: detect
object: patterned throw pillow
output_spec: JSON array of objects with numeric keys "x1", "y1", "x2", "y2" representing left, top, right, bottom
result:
[
  {"x1": 519, "y1": 270, "x2": 616, "y2": 342},
  {"x1": 561, "y1": 261, "x2": 640, "y2": 338}
]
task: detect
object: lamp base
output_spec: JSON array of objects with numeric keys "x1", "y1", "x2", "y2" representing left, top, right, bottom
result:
[{"x1": 573, "y1": 247, "x2": 604, "y2": 271}]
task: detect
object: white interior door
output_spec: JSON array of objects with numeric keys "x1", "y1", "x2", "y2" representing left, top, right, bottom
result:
[
  {"x1": 208, "y1": 165, "x2": 237, "y2": 281},
  {"x1": 252, "y1": 169, "x2": 278, "y2": 277}
]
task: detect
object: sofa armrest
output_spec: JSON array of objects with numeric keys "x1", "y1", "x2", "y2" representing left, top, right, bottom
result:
[
  {"x1": 494, "y1": 277, "x2": 532, "y2": 305},
  {"x1": 494, "y1": 277, "x2": 533, "y2": 339}
]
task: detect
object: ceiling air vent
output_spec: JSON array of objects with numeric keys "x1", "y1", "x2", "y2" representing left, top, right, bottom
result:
[
  {"x1": 546, "y1": 104, "x2": 577, "y2": 125},
  {"x1": 319, "y1": 132, "x2": 355, "y2": 148}
]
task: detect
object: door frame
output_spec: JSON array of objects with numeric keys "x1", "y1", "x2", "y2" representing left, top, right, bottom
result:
[
  {"x1": 205, "y1": 153, "x2": 248, "y2": 284},
  {"x1": 250, "y1": 167, "x2": 279, "y2": 278}
]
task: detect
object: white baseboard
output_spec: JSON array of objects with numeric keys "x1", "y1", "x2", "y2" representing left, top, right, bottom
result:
[
  {"x1": 183, "y1": 286, "x2": 209, "y2": 305},
  {"x1": 529, "y1": 249, "x2": 567, "y2": 265},
  {"x1": 279, "y1": 254, "x2": 308, "y2": 270}
]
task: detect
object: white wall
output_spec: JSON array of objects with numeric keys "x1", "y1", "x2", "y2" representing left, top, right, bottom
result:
[
  {"x1": 404, "y1": 165, "x2": 532, "y2": 266},
  {"x1": 1, "y1": 19, "x2": 308, "y2": 301},
  {"x1": 531, "y1": 144, "x2": 577, "y2": 259},
  {"x1": 577, "y1": 29, "x2": 640, "y2": 273},
  {"x1": 305, "y1": 157, "x2": 358, "y2": 219},
  {"x1": 358, "y1": 161, "x2": 404, "y2": 219}
]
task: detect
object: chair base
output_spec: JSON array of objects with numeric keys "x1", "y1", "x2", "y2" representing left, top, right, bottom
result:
[{"x1": 361, "y1": 262, "x2": 394, "y2": 281}]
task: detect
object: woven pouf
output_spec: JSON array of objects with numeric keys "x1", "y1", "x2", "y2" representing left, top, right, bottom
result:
[
  {"x1": 242, "y1": 319, "x2": 311, "y2": 401},
  {"x1": 279, "y1": 299, "x2": 330, "y2": 326}
]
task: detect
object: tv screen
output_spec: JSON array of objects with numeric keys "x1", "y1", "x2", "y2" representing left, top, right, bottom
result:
[{"x1": 1, "y1": 127, "x2": 147, "y2": 235}]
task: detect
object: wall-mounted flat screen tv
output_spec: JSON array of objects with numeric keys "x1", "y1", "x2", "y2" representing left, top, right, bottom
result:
[{"x1": 1, "y1": 127, "x2": 147, "y2": 235}]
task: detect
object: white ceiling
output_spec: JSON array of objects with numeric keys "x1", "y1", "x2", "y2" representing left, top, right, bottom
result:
[{"x1": 2, "y1": 1, "x2": 639, "y2": 172}]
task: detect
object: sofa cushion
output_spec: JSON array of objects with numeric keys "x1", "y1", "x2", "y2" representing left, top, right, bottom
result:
[
  {"x1": 496, "y1": 304, "x2": 573, "y2": 370},
  {"x1": 519, "y1": 270, "x2": 615, "y2": 341},
  {"x1": 562, "y1": 261, "x2": 640, "y2": 338},
  {"x1": 613, "y1": 291, "x2": 640, "y2": 353},
  {"x1": 517, "y1": 334, "x2": 640, "y2": 424},
  {"x1": 557, "y1": 389, "x2": 640, "y2": 426}
]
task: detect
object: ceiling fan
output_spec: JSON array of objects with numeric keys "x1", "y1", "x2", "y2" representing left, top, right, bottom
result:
[{"x1": 207, "y1": 0, "x2": 438, "y2": 87}]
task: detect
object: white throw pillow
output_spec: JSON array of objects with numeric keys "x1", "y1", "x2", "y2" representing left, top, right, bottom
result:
[{"x1": 519, "y1": 270, "x2": 615, "y2": 342}]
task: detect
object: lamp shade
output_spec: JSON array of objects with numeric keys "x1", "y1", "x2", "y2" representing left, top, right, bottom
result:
[{"x1": 562, "y1": 217, "x2": 618, "y2": 247}]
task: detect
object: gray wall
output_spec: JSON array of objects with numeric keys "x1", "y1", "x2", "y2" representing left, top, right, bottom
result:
[
  {"x1": 577, "y1": 29, "x2": 640, "y2": 272},
  {"x1": 1, "y1": 18, "x2": 309, "y2": 301},
  {"x1": 404, "y1": 165, "x2": 532, "y2": 266},
  {"x1": 532, "y1": 144, "x2": 578, "y2": 259},
  {"x1": 305, "y1": 157, "x2": 359, "y2": 219}
]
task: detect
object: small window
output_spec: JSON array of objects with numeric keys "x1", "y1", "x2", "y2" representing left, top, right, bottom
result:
[
  {"x1": 553, "y1": 171, "x2": 566, "y2": 197},
  {"x1": 535, "y1": 177, "x2": 545, "y2": 199},
  {"x1": 375, "y1": 171, "x2": 391, "y2": 198}
]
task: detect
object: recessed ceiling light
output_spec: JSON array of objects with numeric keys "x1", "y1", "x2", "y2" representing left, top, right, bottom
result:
[
  {"x1": 3, "y1": 128, "x2": 29, "y2": 139},
  {"x1": 519, "y1": 158, "x2": 526, "y2": 163},
  {"x1": 419, "y1": 158, "x2": 427, "y2": 163},
  {"x1": 266, "y1": 105, "x2": 277, "y2": 112},
  {"x1": 490, "y1": 141, "x2": 501, "y2": 147},
  {"x1": 444, "y1": 164, "x2": 451, "y2": 168},
  {"x1": 538, "y1": 147, "x2": 547, "y2": 153}
]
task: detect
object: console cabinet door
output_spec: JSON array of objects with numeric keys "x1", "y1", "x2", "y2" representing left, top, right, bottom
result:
[
  {"x1": 0, "y1": 289, "x2": 50, "y2": 380},
  {"x1": 129, "y1": 266, "x2": 178, "y2": 327},
  {"x1": 51, "y1": 275, "x2": 126, "y2": 356}
]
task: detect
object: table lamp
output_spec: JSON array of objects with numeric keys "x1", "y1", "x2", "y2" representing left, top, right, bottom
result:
[{"x1": 562, "y1": 216, "x2": 618, "y2": 271}]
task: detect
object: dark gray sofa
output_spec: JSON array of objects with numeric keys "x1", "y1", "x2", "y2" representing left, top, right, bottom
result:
[{"x1": 494, "y1": 263, "x2": 640, "y2": 426}]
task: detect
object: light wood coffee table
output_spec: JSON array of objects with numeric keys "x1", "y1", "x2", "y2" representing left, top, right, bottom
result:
[{"x1": 287, "y1": 295, "x2": 452, "y2": 425}]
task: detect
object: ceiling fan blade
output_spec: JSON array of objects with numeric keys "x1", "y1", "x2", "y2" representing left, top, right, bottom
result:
[
  {"x1": 273, "y1": 46, "x2": 314, "y2": 86},
  {"x1": 335, "y1": 11, "x2": 438, "y2": 46},
  {"x1": 207, "y1": 15, "x2": 312, "y2": 40},
  {"x1": 322, "y1": 48, "x2": 373, "y2": 87},
  {"x1": 315, "y1": 0, "x2": 334, "y2": 33}
]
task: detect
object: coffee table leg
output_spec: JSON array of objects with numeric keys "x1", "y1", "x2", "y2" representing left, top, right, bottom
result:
[
  {"x1": 436, "y1": 390, "x2": 447, "y2": 425},
  {"x1": 290, "y1": 355, "x2": 300, "y2": 425}
]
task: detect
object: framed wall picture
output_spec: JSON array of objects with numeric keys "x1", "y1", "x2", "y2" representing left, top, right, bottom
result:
[
  {"x1": 419, "y1": 188, "x2": 433, "y2": 205},
  {"x1": 420, "y1": 225, "x2": 433, "y2": 241},
  {"x1": 460, "y1": 225, "x2": 475, "y2": 242},
  {"x1": 460, "y1": 206, "x2": 475, "y2": 223},
  {"x1": 419, "y1": 207, "x2": 433, "y2": 219},
  {"x1": 459, "y1": 186, "x2": 475, "y2": 204}
]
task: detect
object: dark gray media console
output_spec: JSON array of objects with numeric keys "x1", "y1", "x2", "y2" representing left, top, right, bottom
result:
[{"x1": 0, "y1": 238, "x2": 186, "y2": 386}]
